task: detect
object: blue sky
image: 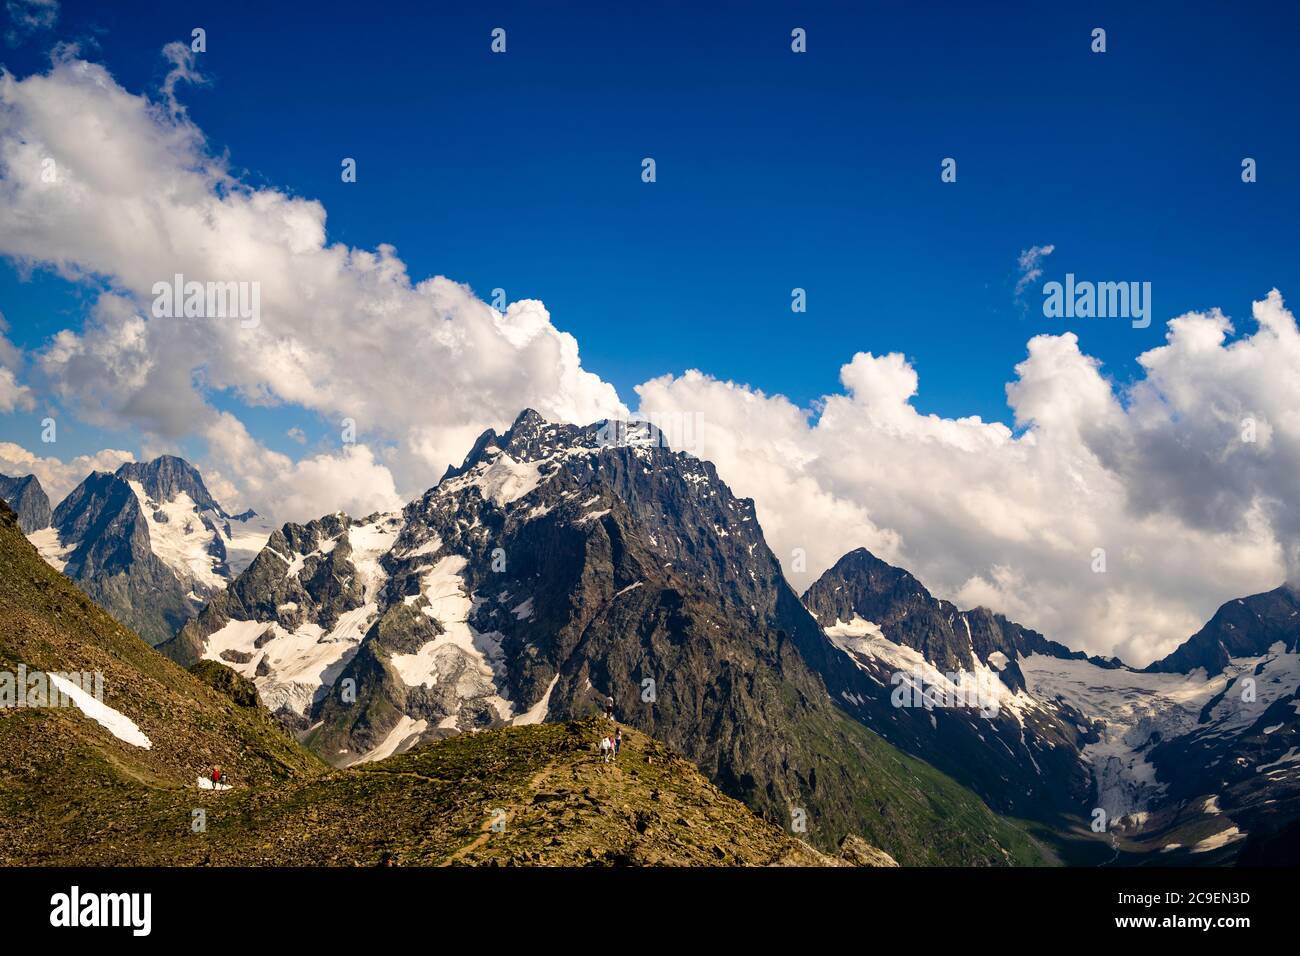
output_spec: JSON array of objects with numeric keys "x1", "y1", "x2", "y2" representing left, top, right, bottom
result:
[
  {"x1": 4, "y1": 0, "x2": 1300, "y2": 659},
  {"x1": 3, "y1": 0, "x2": 1298, "y2": 464}
]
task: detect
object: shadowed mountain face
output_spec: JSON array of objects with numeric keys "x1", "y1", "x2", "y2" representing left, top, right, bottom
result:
[
  {"x1": 47, "y1": 470, "x2": 194, "y2": 645},
  {"x1": 0, "y1": 473, "x2": 51, "y2": 534},
  {"x1": 801, "y1": 547, "x2": 1095, "y2": 823},
  {"x1": 164, "y1": 410, "x2": 1045, "y2": 865},
  {"x1": 1144, "y1": 585, "x2": 1300, "y2": 677},
  {"x1": 802, "y1": 548, "x2": 1300, "y2": 863},
  {"x1": 25, "y1": 457, "x2": 273, "y2": 646}
]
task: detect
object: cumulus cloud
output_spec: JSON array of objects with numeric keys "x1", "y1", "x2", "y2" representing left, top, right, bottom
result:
[
  {"x1": 1014, "y1": 243, "x2": 1055, "y2": 298},
  {"x1": 0, "y1": 441, "x2": 135, "y2": 503},
  {"x1": 0, "y1": 366, "x2": 31, "y2": 412},
  {"x1": 0, "y1": 313, "x2": 34, "y2": 412},
  {"x1": 637, "y1": 292, "x2": 1298, "y2": 665},
  {"x1": 0, "y1": 52, "x2": 625, "y2": 519},
  {"x1": 199, "y1": 412, "x2": 402, "y2": 523}
]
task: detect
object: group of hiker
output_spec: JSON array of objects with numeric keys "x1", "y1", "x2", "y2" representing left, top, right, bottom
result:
[
  {"x1": 599, "y1": 726, "x2": 623, "y2": 763},
  {"x1": 599, "y1": 695, "x2": 622, "y2": 763}
]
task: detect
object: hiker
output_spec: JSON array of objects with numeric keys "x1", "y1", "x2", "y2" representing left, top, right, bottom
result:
[
  {"x1": 614, "y1": 728, "x2": 622, "y2": 760},
  {"x1": 600, "y1": 735, "x2": 613, "y2": 763},
  {"x1": 605, "y1": 696, "x2": 614, "y2": 719},
  {"x1": 210, "y1": 766, "x2": 222, "y2": 787}
]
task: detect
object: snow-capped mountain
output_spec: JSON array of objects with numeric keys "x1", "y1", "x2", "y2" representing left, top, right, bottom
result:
[
  {"x1": 802, "y1": 548, "x2": 1300, "y2": 861},
  {"x1": 23, "y1": 416, "x2": 1297, "y2": 862},
  {"x1": 801, "y1": 548, "x2": 1096, "y2": 821},
  {"x1": 1020, "y1": 585, "x2": 1300, "y2": 859},
  {"x1": 27, "y1": 456, "x2": 273, "y2": 645},
  {"x1": 160, "y1": 410, "x2": 1044, "y2": 863},
  {"x1": 0, "y1": 472, "x2": 52, "y2": 534}
]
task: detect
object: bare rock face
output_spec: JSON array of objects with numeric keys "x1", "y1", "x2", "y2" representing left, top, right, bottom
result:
[{"x1": 0, "y1": 472, "x2": 51, "y2": 533}]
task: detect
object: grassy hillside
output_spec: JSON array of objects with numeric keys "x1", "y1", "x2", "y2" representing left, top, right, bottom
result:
[
  {"x1": 0, "y1": 500, "x2": 324, "y2": 863},
  {"x1": 152, "y1": 718, "x2": 890, "y2": 867},
  {"x1": 791, "y1": 705, "x2": 1047, "y2": 866}
]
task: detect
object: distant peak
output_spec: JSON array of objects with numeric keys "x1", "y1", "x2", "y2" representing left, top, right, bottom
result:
[
  {"x1": 116, "y1": 455, "x2": 221, "y2": 512},
  {"x1": 512, "y1": 408, "x2": 547, "y2": 428},
  {"x1": 834, "y1": 547, "x2": 896, "y2": 571}
]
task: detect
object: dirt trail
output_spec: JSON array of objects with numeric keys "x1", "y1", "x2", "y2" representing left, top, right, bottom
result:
[{"x1": 439, "y1": 762, "x2": 560, "y2": 865}]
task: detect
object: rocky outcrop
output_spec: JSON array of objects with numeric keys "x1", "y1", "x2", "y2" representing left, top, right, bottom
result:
[
  {"x1": 190, "y1": 659, "x2": 262, "y2": 708},
  {"x1": 839, "y1": 833, "x2": 899, "y2": 867},
  {"x1": 0, "y1": 473, "x2": 51, "y2": 533}
]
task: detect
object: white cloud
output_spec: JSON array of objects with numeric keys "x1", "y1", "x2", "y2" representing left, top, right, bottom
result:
[
  {"x1": 637, "y1": 292, "x2": 1298, "y2": 666},
  {"x1": 0, "y1": 52, "x2": 626, "y2": 514},
  {"x1": 200, "y1": 412, "x2": 401, "y2": 523},
  {"x1": 2, "y1": 49, "x2": 1297, "y2": 668},
  {"x1": 159, "y1": 41, "x2": 206, "y2": 115},
  {"x1": 0, "y1": 315, "x2": 33, "y2": 412},
  {"x1": 1015, "y1": 243, "x2": 1055, "y2": 297},
  {"x1": 0, "y1": 366, "x2": 33, "y2": 413},
  {"x1": 0, "y1": 442, "x2": 135, "y2": 503}
]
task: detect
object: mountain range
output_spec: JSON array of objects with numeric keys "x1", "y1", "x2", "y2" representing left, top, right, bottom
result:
[
  {"x1": 0, "y1": 497, "x2": 887, "y2": 867},
  {"x1": 3, "y1": 456, "x2": 272, "y2": 645},
  {"x1": 3, "y1": 409, "x2": 1298, "y2": 865}
]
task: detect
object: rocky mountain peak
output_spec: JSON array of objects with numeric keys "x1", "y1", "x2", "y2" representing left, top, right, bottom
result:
[
  {"x1": 1144, "y1": 585, "x2": 1300, "y2": 676},
  {"x1": 116, "y1": 455, "x2": 222, "y2": 513},
  {"x1": 0, "y1": 472, "x2": 52, "y2": 533}
]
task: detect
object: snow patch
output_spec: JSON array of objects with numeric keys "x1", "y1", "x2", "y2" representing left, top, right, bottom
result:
[
  {"x1": 47, "y1": 672, "x2": 151, "y2": 749},
  {"x1": 26, "y1": 527, "x2": 72, "y2": 571},
  {"x1": 351, "y1": 716, "x2": 428, "y2": 765},
  {"x1": 512, "y1": 675, "x2": 560, "y2": 726}
]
